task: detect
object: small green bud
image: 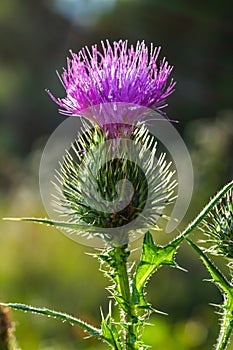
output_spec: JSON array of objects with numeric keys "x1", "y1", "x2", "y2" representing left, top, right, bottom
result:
[{"x1": 201, "y1": 189, "x2": 233, "y2": 258}]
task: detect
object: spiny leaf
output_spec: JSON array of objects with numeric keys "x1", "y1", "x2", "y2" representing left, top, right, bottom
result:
[
  {"x1": 0, "y1": 303, "x2": 101, "y2": 337},
  {"x1": 132, "y1": 231, "x2": 179, "y2": 308},
  {"x1": 186, "y1": 239, "x2": 232, "y2": 294},
  {"x1": 2, "y1": 217, "x2": 99, "y2": 232},
  {"x1": 100, "y1": 308, "x2": 121, "y2": 350},
  {"x1": 134, "y1": 231, "x2": 176, "y2": 290}
]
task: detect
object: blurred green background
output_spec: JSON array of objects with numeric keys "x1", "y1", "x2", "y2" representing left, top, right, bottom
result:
[{"x1": 0, "y1": 0, "x2": 233, "y2": 349}]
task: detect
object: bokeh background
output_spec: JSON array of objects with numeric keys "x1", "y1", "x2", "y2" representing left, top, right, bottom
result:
[{"x1": 0, "y1": 0, "x2": 233, "y2": 349}]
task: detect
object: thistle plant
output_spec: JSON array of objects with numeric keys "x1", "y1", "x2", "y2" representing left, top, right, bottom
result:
[{"x1": 1, "y1": 40, "x2": 233, "y2": 350}]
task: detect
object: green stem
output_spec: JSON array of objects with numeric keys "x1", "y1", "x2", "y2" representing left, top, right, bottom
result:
[
  {"x1": 215, "y1": 292, "x2": 233, "y2": 350},
  {"x1": 111, "y1": 245, "x2": 138, "y2": 350},
  {"x1": 113, "y1": 246, "x2": 131, "y2": 304}
]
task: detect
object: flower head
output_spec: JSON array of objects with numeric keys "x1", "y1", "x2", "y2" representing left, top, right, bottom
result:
[
  {"x1": 47, "y1": 40, "x2": 175, "y2": 124},
  {"x1": 46, "y1": 40, "x2": 177, "y2": 247}
]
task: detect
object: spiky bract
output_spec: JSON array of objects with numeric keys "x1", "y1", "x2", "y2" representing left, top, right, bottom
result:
[{"x1": 53, "y1": 123, "x2": 176, "y2": 245}]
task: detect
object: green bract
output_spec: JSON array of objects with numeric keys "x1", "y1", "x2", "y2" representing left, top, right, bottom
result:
[{"x1": 54, "y1": 122, "x2": 176, "y2": 246}]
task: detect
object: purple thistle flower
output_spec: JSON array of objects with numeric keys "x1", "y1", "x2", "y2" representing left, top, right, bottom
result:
[{"x1": 47, "y1": 40, "x2": 176, "y2": 125}]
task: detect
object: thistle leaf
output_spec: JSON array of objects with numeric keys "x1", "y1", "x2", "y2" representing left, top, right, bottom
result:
[
  {"x1": 186, "y1": 239, "x2": 231, "y2": 294},
  {"x1": 100, "y1": 308, "x2": 121, "y2": 349},
  {"x1": 132, "y1": 231, "x2": 178, "y2": 308},
  {"x1": 0, "y1": 303, "x2": 101, "y2": 337},
  {"x1": 2, "y1": 217, "x2": 98, "y2": 232}
]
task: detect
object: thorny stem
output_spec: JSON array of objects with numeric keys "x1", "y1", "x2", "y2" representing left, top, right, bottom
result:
[
  {"x1": 215, "y1": 291, "x2": 233, "y2": 350},
  {"x1": 111, "y1": 245, "x2": 138, "y2": 350}
]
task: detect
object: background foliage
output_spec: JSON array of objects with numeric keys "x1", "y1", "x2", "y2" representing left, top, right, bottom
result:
[{"x1": 0, "y1": 0, "x2": 233, "y2": 348}]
